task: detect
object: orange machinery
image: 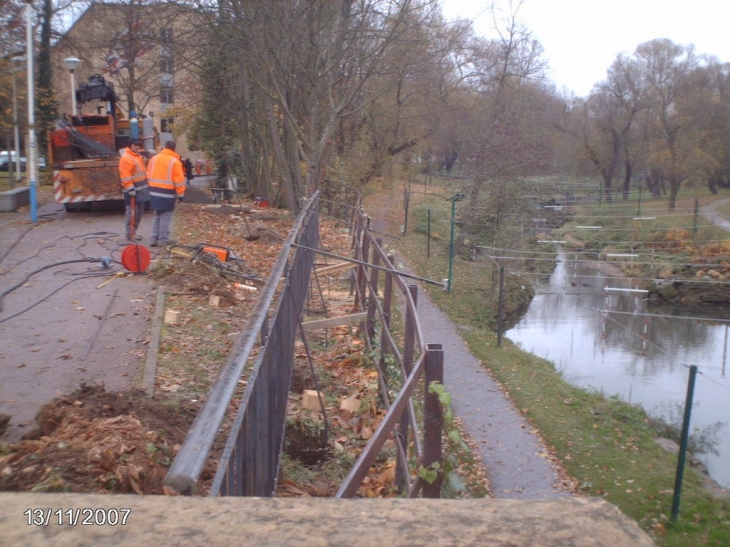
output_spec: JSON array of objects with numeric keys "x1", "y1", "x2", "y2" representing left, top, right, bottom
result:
[{"x1": 48, "y1": 74, "x2": 153, "y2": 211}]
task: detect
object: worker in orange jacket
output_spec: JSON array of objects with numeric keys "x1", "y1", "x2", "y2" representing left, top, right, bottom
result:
[
  {"x1": 147, "y1": 140, "x2": 185, "y2": 246},
  {"x1": 118, "y1": 138, "x2": 150, "y2": 241}
]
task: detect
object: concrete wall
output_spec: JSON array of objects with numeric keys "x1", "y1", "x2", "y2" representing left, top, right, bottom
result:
[
  {"x1": 0, "y1": 493, "x2": 655, "y2": 546},
  {"x1": 0, "y1": 187, "x2": 29, "y2": 212}
]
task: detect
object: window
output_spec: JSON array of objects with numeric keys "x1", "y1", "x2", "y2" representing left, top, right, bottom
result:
[
  {"x1": 160, "y1": 57, "x2": 173, "y2": 74},
  {"x1": 160, "y1": 118, "x2": 174, "y2": 133},
  {"x1": 160, "y1": 87, "x2": 174, "y2": 104},
  {"x1": 160, "y1": 28, "x2": 173, "y2": 43}
]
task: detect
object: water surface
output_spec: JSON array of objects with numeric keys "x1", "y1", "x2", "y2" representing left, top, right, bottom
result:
[{"x1": 507, "y1": 251, "x2": 730, "y2": 489}]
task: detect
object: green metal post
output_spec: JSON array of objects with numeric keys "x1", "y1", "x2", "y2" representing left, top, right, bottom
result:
[
  {"x1": 403, "y1": 186, "x2": 410, "y2": 236},
  {"x1": 497, "y1": 266, "x2": 505, "y2": 347},
  {"x1": 671, "y1": 364, "x2": 698, "y2": 522},
  {"x1": 427, "y1": 208, "x2": 431, "y2": 259},
  {"x1": 447, "y1": 193, "x2": 465, "y2": 293},
  {"x1": 447, "y1": 199, "x2": 456, "y2": 292}
]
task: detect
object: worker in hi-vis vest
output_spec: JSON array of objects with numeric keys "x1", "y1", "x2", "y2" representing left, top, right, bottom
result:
[
  {"x1": 147, "y1": 140, "x2": 185, "y2": 247},
  {"x1": 118, "y1": 138, "x2": 150, "y2": 241}
]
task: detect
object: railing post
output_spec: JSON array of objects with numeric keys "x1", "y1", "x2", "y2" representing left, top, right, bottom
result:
[
  {"x1": 260, "y1": 315, "x2": 268, "y2": 347},
  {"x1": 396, "y1": 284, "x2": 418, "y2": 491},
  {"x1": 403, "y1": 285, "x2": 418, "y2": 376},
  {"x1": 366, "y1": 239, "x2": 381, "y2": 341},
  {"x1": 423, "y1": 343, "x2": 444, "y2": 498},
  {"x1": 378, "y1": 254, "x2": 394, "y2": 376},
  {"x1": 356, "y1": 217, "x2": 371, "y2": 311},
  {"x1": 350, "y1": 212, "x2": 362, "y2": 296}
]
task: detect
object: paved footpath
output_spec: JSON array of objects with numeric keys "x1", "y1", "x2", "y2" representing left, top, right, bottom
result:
[
  {"x1": 409, "y1": 277, "x2": 572, "y2": 498},
  {"x1": 702, "y1": 197, "x2": 730, "y2": 232}
]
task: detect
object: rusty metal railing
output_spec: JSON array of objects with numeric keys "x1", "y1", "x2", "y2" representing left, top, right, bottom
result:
[
  {"x1": 163, "y1": 193, "x2": 320, "y2": 496},
  {"x1": 332, "y1": 208, "x2": 445, "y2": 498},
  {"x1": 164, "y1": 193, "x2": 445, "y2": 498}
]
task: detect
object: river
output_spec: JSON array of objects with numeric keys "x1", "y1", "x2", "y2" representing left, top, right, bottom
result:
[{"x1": 507, "y1": 250, "x2": 730, "y2": 490}]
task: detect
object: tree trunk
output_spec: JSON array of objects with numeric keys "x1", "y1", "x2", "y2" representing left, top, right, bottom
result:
[
  {"x1": 264, "y1": 95, "x2": 298, "y2": 212},
  {"x1": 622, "y1": 159, "x2": 632, "y2": 200}
]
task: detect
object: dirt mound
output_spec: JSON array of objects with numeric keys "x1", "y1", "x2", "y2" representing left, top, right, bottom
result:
[
  {"x1": 0, "y1": 384, "x2": 200, "y2": 495},
  {"x1": 152, "y1": 260, "x2": 234, "y2": 297},
  {"x1": 182, "y1": 184, "x2": 215, "y2": 204}
]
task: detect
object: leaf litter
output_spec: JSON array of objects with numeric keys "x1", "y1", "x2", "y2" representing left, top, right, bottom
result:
[{"x1": 0, "y1": 197, "x2": 417, "y2": 497}]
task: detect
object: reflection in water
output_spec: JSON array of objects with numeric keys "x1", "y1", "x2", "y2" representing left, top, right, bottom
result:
[{"x1": 507, "y1": 250, "x2": 730, "y2": 489}]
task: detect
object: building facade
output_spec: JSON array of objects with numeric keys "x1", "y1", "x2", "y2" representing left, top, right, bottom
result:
[{"x1": 51, "y1": 2, "x2": 204, "y2": 161}]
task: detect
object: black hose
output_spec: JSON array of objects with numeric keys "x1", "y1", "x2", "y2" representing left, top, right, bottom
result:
[
  {"x1": 0, "y1": 273, "x2": 101, "y2": 324},
  {"x1": 0, "y1": 258, "x2": 98, "y2": 312},
  {"x1": 0, "y1": 226, "x2": 34, "y2": 266}
]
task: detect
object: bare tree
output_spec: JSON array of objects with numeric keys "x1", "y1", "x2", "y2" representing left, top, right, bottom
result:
[
  {"x1": 634, "y1": 39, "x2": 699, "y2": 210},
  {"x1": 577, "y1": 54, "x2": 641, "y2": 202},
  {"x1": 200, "y1": 0, "x2": 424, "y2": 211},
  {"x1": 59, "y1": 2, "x2": 188, "y2": 118}
]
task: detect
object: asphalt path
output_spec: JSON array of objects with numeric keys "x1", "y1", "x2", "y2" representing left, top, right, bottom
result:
[
  {"x1": 0, "y1": 177, "x2": 220, "y2": 443},
  {"x1": 0, "y1": 197, "x2": 160, "y2": 442},
  {"x1": 371, "y1": 222, "x2": 572, "y2": 498},
  {"x1": 702, "y1": 197, "x2": 730, "y2": 232},
  {"x1": 399, "y1": 264, "x2": 572, "y2": 498}
]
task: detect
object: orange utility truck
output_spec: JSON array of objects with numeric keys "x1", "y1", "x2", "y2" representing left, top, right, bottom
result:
[{"x1": 49, "y1": 74, "x2": 155, "y2": 211}]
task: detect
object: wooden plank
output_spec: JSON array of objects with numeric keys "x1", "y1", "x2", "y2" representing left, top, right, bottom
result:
[
  {"x1": 315, "y1": 262, "x2": 357, "y2": 275},
  {"x1": 302, "y1": 312, "x2": 366, "y2": 332}
]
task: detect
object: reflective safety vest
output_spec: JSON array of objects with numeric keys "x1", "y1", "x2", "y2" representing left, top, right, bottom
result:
[
  {"x1": 147, "y1": 148, "x2": 185, "y2": 212},
  {"x1": 119, "y1": 147, "x2": 149, "y2": 201}
]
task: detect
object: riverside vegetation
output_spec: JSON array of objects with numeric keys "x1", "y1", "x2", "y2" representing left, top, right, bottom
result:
[{"x1": 365, "y1": 177, "x2": 730, "y2": 547}]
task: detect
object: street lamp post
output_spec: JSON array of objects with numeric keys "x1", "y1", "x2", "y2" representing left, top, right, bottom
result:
[
  {"x1": 447, "y1": 193, "x2": 465, "y2": 293},
  {"x1": 62, "y1": 57, "x2": 81, "y2": 116},
  {"x1": 25, "y1": 0, "x2": 37, "y2": 223},
  {"x1": 11, "y1": 57, "x2": 22, "y2": 189}
]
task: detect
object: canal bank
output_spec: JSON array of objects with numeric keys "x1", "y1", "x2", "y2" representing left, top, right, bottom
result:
[
  {"x1": 508, "y1": 249, "x2": 730, "y2": 492},
  {"x1": 366, "y1": 180, "x2": 730, "y2": 546}
]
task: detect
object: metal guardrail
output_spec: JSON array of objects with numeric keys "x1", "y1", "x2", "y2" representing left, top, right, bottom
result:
[
  {"x1": 163, "y1": 193, "x2": 320, "y2": 496},
  {"x1": 164, "y1": 193, "x2": 444, "y2": 498},
  {"x1": 210, "y1": 199, "x2": 320, "y2": 497},
  {"x1": 333, "y1": 208, "x2": 443, "y2": 498}
]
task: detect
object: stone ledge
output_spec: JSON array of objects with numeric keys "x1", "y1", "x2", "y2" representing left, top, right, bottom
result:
[
  {"x1": 0, "y1": 186, "x2": 30, "y2": 212},
  {"x1": 0, "y1": 493, "x2": 654, "y2": 546}
]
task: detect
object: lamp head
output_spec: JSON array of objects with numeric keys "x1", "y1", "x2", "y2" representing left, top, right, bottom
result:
[{"x1": 62, "y1": 57, "x2": 81, "y2": 72}]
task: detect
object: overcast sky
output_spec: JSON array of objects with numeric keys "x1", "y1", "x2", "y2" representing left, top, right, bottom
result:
[{"x1": 441, "y1": 0, "x2": 730, "y2": 97}]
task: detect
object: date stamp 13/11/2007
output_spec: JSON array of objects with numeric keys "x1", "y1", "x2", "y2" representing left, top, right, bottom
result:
[{"x1": 24, "y1": 508, "x2": 132, "y2": 527}]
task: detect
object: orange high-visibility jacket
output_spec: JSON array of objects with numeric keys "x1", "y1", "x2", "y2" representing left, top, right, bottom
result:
[
  {"x1": 119, "y1": 147, "x2": 149, "y2": 198},
  {"x1": 147, "y1": 148, "x2": 185, "y2": 211}
]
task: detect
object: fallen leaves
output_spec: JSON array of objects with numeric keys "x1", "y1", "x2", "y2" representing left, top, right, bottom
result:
[{"x1": 0, "y1": 386, "x2": 199, "y2": 495}]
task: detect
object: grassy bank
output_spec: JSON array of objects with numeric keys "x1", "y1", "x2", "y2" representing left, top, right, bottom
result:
[{"x1": 366, "y1": 179, "x2": 730, "y2": 546}]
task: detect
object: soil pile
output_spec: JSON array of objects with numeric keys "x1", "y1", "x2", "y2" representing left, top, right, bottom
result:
[{"x1": 0, "y1": 385, "x2": 200, "y2": 495}]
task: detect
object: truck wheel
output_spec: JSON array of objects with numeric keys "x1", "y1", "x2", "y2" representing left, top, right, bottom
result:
[{"x1": 64, "y1": 202, "x2": 92, "y2": 212}]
